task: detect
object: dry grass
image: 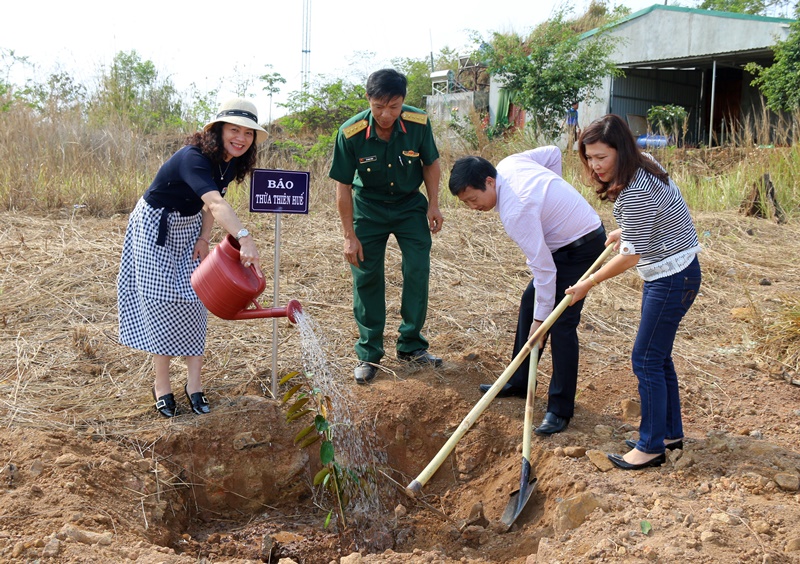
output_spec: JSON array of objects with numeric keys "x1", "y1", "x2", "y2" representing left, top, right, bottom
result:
[
  {"x1": 4, "y1": 102, "x2": 800, "y2": 219},
  {"x1": 1, "y1": 101, "x2": 799, "y2": 438},
  {"x1": 1, "y1": 200, "x2": 798, "y2": 438}
]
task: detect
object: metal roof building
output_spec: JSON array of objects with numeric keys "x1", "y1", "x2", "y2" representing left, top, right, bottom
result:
[{"x1": 581, "y1": 5, "x2": 795, "y2": 144}]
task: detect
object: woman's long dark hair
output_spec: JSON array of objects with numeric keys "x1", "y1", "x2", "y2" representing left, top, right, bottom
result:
[
  {"x1": 186, "y1": 122, "x2": 258, "y2": 183},
  {"x1": 578, "y1": 114, "x2": 668, "y2": 201}
]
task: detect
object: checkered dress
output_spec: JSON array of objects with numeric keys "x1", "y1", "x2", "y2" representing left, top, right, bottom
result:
[{"x1": 117, "y1": 198, "x2": 208, "y2": 356}]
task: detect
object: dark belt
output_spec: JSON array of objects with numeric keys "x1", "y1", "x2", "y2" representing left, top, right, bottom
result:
[
  {"x1": 556, "y1": 225, "x2": 605, "y2": 253},
  {"x1": 142, "y1": 195, "x2": 175, "y2": 247},
  {"x1": 355, "y1": 189, "x2": 419, "y2": 205},
  {"x1": 155, "y1": 207, "x2": 175, "y2": 247}
]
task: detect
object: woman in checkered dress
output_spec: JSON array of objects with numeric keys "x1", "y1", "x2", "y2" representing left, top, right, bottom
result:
[{"x1": 118, "y1": 99, "x2": 268, "y2": 418}]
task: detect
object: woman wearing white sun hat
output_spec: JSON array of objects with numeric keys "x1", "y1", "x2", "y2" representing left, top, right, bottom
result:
[{"x1": 117, "y1": 98, "x2": 268, "y2": 418}]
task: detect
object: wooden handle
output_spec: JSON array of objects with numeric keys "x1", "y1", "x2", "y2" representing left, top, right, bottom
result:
[
  {"x1": 522, "y1": 344, "x2": 539, "y2": 462},
  {"x1": 406, "y1": 243, "x2": 613, "y2": 495}
]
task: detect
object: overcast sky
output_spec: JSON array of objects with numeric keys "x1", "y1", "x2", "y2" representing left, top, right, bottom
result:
[{"x1": 4, "y1": 0, "x2": 664, "y2": 120}]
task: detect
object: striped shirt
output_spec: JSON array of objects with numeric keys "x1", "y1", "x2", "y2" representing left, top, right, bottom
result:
[{"x1": 614, "y1": 156, "x2": 701, "y2": 281}]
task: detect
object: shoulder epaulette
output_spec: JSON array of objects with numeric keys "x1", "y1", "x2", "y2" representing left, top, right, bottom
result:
[
  {"x1": 401, "y1": 111, "x2": 428, "y2": 125},
  {"x1": 343, "y1": 120, "x2": 368, "y2": 138}
]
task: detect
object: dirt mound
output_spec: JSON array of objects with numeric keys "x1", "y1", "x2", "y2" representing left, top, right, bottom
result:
[{"x1": 1, "y1": 208, "x2": 799, "y2": 563}]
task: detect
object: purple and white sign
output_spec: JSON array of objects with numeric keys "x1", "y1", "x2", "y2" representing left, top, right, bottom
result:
[{"x1": 250, "y1": 169, "x2": 310, "y2": 214}]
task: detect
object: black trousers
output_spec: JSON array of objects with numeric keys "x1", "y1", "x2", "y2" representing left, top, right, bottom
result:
[{"x1": 507, "y1": 234, "x2": 606, "y2": 419}]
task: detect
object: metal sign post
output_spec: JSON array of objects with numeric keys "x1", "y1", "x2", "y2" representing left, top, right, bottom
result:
[
  {"x1": 250, "y1": 169, "x2": 310, "y2": 397},
  {"x1": 272, "y1": 213, "x2": 281, "y2": 398}
]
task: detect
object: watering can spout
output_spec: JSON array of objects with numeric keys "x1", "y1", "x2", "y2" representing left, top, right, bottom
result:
[{"x1": 232, "y1": 299, "x2": 303, "y2": 323}]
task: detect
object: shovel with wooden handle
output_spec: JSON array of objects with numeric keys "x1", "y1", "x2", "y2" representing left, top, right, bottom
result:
[
  {"x1": 500, "y1": 343, "x2": 539, "y2": 529},
  {"x1": 406, "y1": 243, "x2": 614, "y2": 497}
]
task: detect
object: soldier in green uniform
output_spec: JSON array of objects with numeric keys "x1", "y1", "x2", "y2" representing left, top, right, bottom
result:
[{"x1": 329, "y1": 68, "x2": 444, "y2": 384}]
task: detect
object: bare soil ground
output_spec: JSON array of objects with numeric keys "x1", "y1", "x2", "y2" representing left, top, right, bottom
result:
[{"x1": 1, "y1": 203, "x2": 799, "y2": 564}]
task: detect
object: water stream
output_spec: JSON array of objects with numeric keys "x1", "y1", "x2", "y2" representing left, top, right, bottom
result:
[{"x1": 293, "y1": 311, "x2": 387, "y2": 538}]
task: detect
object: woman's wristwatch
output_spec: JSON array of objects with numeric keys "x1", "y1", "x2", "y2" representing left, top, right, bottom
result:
[{"x1": 235, "y1": 228, "x2": 250, "y2": 240}]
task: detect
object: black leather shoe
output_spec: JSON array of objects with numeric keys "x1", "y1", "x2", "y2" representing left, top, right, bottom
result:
[
  {"x1": 534, "y1": 412, "x2": 570, "y2": 436},
  {"x1": 479, "y1": 383, "x2": 526, "y2": 398},
  {"x1": 397, "y1": 349, "x2": 443, "y2": 367},
  {"x1": 354, "y1": 361, "x2": 378, "y2": 384},
  {"x1": 625, "y1": 439, "x2": 683, "y2": 451},
  {"x1": 608, "y1": 452, "x2": 666, "y2": 470},
  {"x1": 185, "y1": 385, "x2": 210, "y2": 415},
  {"x1": 152, "y1": 388, "x2": 177, "y2": 418}
]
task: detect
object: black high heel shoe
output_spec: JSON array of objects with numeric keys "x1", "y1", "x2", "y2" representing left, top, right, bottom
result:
[
  {"x1": 185, "y1": 385, "x2": 210, "y2": 415},
  {"x1": 608, "y1": 452, "x2": 666, "y2": 470},
  {"x1": 152, "y1": 388, "x2": 177, "y2": 418},
  {"x1": 625, "y1": 438, "x2": 684, "y2": 451}
]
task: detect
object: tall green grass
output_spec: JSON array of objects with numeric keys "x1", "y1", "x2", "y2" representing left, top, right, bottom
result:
[{"x1": 1, "y1": 103, "x2": 798, "y2": 218}]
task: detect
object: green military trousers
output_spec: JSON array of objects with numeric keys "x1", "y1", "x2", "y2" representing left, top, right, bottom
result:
[{"x1": 351, "y1": 191, "x2": 432, "y2": 362}]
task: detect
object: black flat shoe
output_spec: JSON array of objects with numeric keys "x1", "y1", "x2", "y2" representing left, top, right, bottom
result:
[
  {"x1": 153, "y1": 388, "x2": 177, "y2": 418},
  {"x1": 184, "y1": 385, "x2": 210, "y2": 415},
  {"x1": 479, "y1": 383, "x2": 526, "y2": 398},
  {"x1": 534, "y1": 412, "x2": 570, "y2": 436},
  {"x1": 625, "y1": 439, "x2": 683, "y2": 451},
  {"x1": 397, "y1": 349, "x2": 443, "y2": 367},
  {"x1": 608, "y1": 452, "x2": 666, "y2": 470}
]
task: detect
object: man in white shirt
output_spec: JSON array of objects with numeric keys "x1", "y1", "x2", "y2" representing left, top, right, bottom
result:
[{"x1": 449, "y1": 147, "x2": 605, "y2": 435}]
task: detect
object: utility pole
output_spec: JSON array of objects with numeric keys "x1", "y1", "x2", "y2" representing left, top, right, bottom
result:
[{"x1": 301, "y1": 0, "x2": 311, "y2": 109}]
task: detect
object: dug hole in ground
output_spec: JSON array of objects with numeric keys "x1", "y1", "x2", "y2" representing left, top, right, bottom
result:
[{"x1": 1, "y1": 206, "x2": 799, "y2": 564}]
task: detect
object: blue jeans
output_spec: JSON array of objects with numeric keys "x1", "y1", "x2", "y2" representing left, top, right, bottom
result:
[{"x1": 631, "y1": 256, "x2": 701, "y2": 454}]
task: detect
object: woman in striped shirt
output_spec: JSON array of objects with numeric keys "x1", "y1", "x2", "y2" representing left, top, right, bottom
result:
[{"x1": 567, "y1": 114, "x2": 702, "y2": 470}]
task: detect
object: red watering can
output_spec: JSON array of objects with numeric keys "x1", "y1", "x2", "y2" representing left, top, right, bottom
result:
[{"x1": 191, "y1": 234, "x2": 302, "y2": 323}]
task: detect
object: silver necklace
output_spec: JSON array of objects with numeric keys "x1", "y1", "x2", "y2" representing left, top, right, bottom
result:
[{"x1": 219, "y1": 161, "x2": 231, "y2": 180}]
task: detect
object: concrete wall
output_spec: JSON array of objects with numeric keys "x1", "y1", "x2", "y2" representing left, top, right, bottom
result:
[
  {"x1": 607, "y1": 6, "x2": 791, "y2": 66},
  {"x1": 425, "y1": 92, "x2": 489, "y2": 123}
]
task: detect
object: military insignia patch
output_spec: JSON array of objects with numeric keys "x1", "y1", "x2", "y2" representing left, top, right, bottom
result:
[
  {"x1": 344, "y1": 120, "x2": 368, "y2": 138},
  {"x1": 359, "y1": 156, "x2": 377, "y2": 164},
  {"x1": 402, "y1": 150, "x2": 419, "y2": 158},
  {"x1": 401, "y1": 111, "x2": 428, "y2": 125}
]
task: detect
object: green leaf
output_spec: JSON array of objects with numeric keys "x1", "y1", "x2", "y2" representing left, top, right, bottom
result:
[
  {"x1": 313, "y1": 467, "x2": 330, "y2": 486},
  {"x1": 287, "y1": 409, "x2": 313, "y2": 423},
  {"x1": 297, "y1": 433, "x2": 321, "y2": 449},
  {"x1": 314, "y1": 414, "x2": 330, "y2": 433},
  {"x1": 286, "y1": 397, "x2": 310, "y2": 417},
  {"x1": 282, "y1": 383, "x2": 304, "y2": 404},
  {"x1": 320, "y1": 440, "x2": 335, "y2": 465},
  {"x1": 324, "y1": 510, "x2": 333, "y2": 528},
  {"x1": 641, "y1": 520, "x2": 652, "y2": 535},
  {"x1": 293, "y1": 424, "x2": 316, "y2": 444},
  {"x1": 279, "y1": 370, "x2": 301, "y2": 385}
]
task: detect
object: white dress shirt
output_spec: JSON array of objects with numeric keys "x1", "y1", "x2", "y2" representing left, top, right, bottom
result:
[{"x1": 495, "y1": 146, "x2": 602, "y2": 320}]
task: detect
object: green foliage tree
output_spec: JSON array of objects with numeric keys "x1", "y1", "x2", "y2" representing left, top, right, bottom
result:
[
  {"x1": 183, "y1": 82, "x2": 220, "y2": 130},
  {"x1": 27, "y1": 69, "x2": 86, "y2": 114},
  {"x1": 480, "y1": 9, "x2": 621, "y2": 140},
  {"x1": 259, "y1": 65, "x2": 287, "y2": 127},
  {"x1": 647, "y1": 104, "x2": 689, "y2": 137},
  {"x1": 696, "y1": 0, "x2": 793, "y2": 16},
  {"x1": 392, "y1": 57, "x2": 433, "y2": 109},
  {"x1": 746, "y1": 18, "x2": 800, "y2": 112},
  {"x1": 279, "y1": 76, "x2": 367, "y2": 134},
  {"x1": 89, "y1": 50, "x2": 184, "y2": 132},
  {"x1": 393, "y1": 47, "x2": 460, "y2": 108},
  {"x1": 569, "y1": 0, "x2": 631, "y2": 33},
  {"x1": 0, "y1": 48, "x2": 33, "y2": 112}
]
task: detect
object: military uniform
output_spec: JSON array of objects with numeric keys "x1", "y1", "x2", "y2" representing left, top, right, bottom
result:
[{"x1": 329, "y1": 105, "x2": 439, "y2": 363}]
